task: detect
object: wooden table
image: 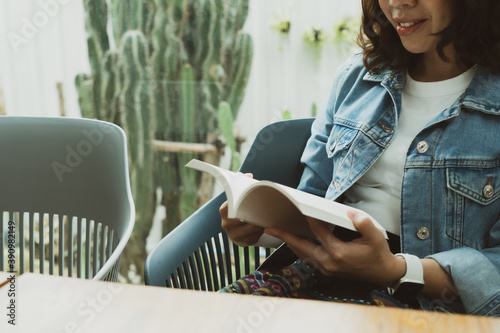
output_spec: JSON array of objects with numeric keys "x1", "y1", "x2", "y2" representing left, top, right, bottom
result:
[{"x1": 1, "y1": 273, "x2": 499, "y2": 333}]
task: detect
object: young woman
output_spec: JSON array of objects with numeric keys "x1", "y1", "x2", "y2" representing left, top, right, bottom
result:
[{"x1": 220, "y1": 0, "x2": 500, "y2": 316}]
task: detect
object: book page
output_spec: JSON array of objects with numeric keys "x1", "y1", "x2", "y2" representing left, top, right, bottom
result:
[
  {"x1": 242, "y1": 181, "x2": 388, "y2": 239},
  {"x1": 253, "y1": 233, "x2": 284, "y2": 248},
  {"x1": 235, "y1": 185, "x2": 316, "y2": 238},
  {"x1": 185, "y1": 159, "x2": 257, "y2": 213}
]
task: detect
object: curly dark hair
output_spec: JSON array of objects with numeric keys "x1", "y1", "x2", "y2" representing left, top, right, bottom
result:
[{"x1": 358, "y1": 0, "x2": 500, "y2": 74}]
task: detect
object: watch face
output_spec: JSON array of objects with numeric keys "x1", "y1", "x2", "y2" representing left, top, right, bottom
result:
[{"x1": 393, "y1": 283, "x2": 424, "y2": 301}]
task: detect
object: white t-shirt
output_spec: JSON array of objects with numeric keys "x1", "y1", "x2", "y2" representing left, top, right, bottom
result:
[{"x1": 343, "y1": 66, "x2": 477, "y2": 236}]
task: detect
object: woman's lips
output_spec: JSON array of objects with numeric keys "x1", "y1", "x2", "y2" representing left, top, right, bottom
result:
[{"x1": 395, "y1": 20, "x2": 426, "y2": 36}]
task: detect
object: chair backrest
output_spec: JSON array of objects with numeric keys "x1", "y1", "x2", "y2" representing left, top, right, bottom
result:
[
  {"x1": 144, "y1": 118, "x2": 314, "y2": 289},
  {"x1": 0, "y1": 116, "x2": 135, "y2": 281}
]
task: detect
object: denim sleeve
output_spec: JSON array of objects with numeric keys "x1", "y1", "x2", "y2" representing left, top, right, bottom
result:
[
  {"x1": 297, "y1": 54, "x2": 359, "y2": 196},
  {"x1": 427, "y1": 244, "x2": 500, "y2": 316},
  {"x1": 296, "y1": 111, "x2": 333, "y2": 196}
]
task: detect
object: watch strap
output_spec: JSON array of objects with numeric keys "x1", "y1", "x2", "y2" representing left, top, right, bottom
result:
[{"x1": 390, "y1": 253, "x2": 424, "y2": 301}]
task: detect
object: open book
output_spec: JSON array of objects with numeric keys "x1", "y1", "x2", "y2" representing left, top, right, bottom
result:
[{"x1": 186, "y1": 159, "x2": 389, "y2": 244}]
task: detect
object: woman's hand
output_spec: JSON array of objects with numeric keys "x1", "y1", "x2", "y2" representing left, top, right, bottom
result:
[
  {"x1": 264, "y1": 210, "x2": 459, "y2": 299},
  {"x1": 219, "y1": 172, "x2": 264, "y2": 247},
  {"x1": 220, "y1": 201, "x2": 264, "y2": 247},
  {"x1": 264, "y1": 210, "x2": 406, "y2": 287}
]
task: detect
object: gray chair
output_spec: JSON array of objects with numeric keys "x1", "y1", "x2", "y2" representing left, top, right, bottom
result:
[
  {"x1": 144, "y1": 118, "x2": 314, "y2": 289},
  {"x1": 0, "y1": 116, "x2": 135, "y2": 281}
]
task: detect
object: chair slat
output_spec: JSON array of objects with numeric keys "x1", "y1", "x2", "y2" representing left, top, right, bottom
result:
[
  {"x1": 29, "y1": 213, "x2": 35, "y2": 273},
  {"x1": 100, "y1": 225, "x2": 107, "y2": 271},
  {"x1": 193, "y1": 250, "x2": 206, "y2": 291},
  {"x1": 253, "y1": 246, "x2": 261, "y2": 269},
  {"x1": 221, "y1": 232, "x2": 233, "y2": 286},
  {"x1": 212, "y1": 236, "x2": 226, "y2": 289},
  {"x1": 176, "y1": 267, "x2": 187, "y2": 289},
  {"x1": 243, "y1": 246, "x2": 250, "y2": 275},
  {"x1": 170, "y1": 273, "x2": 180, "y2": 288},
  {"x1": 93, "y1": 222, "x2": 99, "y2": 276},
  {"x1": 203, "y1": 241, "x2": 217, "y2": 291},
  {"x1": 67, "y1": 216, "x2": 74, "y2": 277},
  {"x1": 85, "y1": 219, "x2": 91, "y2": 279},
  {"x1": 187, "y1": 255, "x2": 200, "y2": 290},
  {"x1": 58, "y1": 215, "x2": 65, "y2": 276},
  {"x1": 232, "y1": 243, "x2": 241, "y2": 280},
  {"x1": 49, "y1": 213, "x2": 55, "y2": 275},
  {"x1": 181, "y1": 262, "x2": 193, "y2": 289},
  {"x1": 165, "y1": 276, "x2": 173, "y2": 288},
  {"x1": 19, "y1": 213, "x2": 25, "y2": 274},
  {"x1": 77, "y1": 217, "x2": 83, "y2": 278},
  {"x1": 39, "y1": 213, "x2": 45, "y2": 274},
  {"x1": 107, "y1": 229, "x2": 115, "y2": 262}
]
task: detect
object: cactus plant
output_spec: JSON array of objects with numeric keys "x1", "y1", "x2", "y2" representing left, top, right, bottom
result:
[
  {"x1": 218, "y1": 101, "x2": 240, "y2": 171},
  {"x1": 117, "y1": 31, "x2": 155, "y2": 275},
  {"x1": 177, "y1": 64, "x2": 199, "y2": 219},
  {"x1": 146, "y1": 0, "x2": 253, "y2": 230},
  {"x1": 118, "y1": 30, "x2": 154, "y2": 201},
  {"x1": 75, "y1": 73, "x2": 95, "y2": 119},
  {"x1": 101, "y1": 50, "x2": 121, "y2": 125},
  {"x1": 76, "y1": 0, "x2": 253, "y2": 281},
  {"x1": 81, "y1": 0, "x2": 110, "y2": 120}
]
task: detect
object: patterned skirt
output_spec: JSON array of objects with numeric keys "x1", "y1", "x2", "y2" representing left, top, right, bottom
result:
[{"x1": 219, "y1": 259, "x2": 411, "y2": 309}]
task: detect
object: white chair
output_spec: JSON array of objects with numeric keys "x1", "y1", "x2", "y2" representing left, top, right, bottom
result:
[{"x1": 0, "y1": 116, "x2": 135, "y2": 281}]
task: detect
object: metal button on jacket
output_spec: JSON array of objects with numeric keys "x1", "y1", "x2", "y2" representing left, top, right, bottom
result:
[
  {"x1": 417, "y1": 227, "x2": 430, "y2": 240},
  {"x1": 417, "y1": 141, "x2": 429, "y2": 154},
  {"x1": 483, "y1": 184, "x2": 495, "y2": 199}
]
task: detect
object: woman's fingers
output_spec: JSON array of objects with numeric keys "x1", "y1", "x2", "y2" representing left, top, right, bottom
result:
[
  {"x1": 265, "y1": 227, "x2": 329, "y2": 267},
  {"x1": 306, "y1": 217, "x2": 342, "y2": 255},
  {"x1": 220, "y1": 201, "x2": 264, "y2": 246},
  {"x1": 346, "y1": 210, "x2": 385, "y2": 242},
  {"x1": 223, "y1": 218, "x2": 264, "y2": 246}
]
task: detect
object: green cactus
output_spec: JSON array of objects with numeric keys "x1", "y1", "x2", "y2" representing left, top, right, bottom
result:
[
  {"x1": 83, "y1": 0, "x2": 109, "y2": 52},
  {"x1": 178, "y1": 64, "x2": 200, "y2": 219},
  {"x1": 218, "y1": 101, "x2": 240, "y2": 171},
  {"x1": 226, "y1": 32, "x2": 253, "y2": 119},
  {"x1": 116, "y1": 30, "x2": 156, "y2": 280},
  {"x1": 76, "y1": 0, "x2": 253, "y2": 279},
  {"x1": 101, "y1": 50, "x2": 121, "y2": 125},
  {"x1": 77, "y1": 0, "x2": 110, "y2": 121},
  {"x1": 111, "y1": 0, "x2": 141, "y2": 44},
  {"x1": 179, "y1": 64, "x2": 196, "y2": 143},
  {"x1": 118, "y1": 30, "x2": 154, "y2": 225},
  {"x1": 151, "y1": 0, "x2": 253, "y2": 228},
  {"x1": 75, "y1": 73, "x2": 95, "y2": 119}
]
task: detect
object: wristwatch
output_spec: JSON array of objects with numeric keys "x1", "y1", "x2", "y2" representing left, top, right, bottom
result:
[{"x1": 390, "y1": 253, "x2": 425, "y2": 301}]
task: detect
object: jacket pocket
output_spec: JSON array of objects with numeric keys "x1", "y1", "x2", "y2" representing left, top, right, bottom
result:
[
  {"x1": 445, "y1": 166, "x2": 500, "y2": 249},
  {"x1": 326, "y1": 125, "x2": 357, "y2": 159}
]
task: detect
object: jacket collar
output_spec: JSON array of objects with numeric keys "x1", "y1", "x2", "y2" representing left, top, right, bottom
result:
[
  {"x1": 363, "y1": 65, "x2": 500, "y2": 115},
  {"x1": 462, "y1": 66, "x2": 500, "y2": 115}
]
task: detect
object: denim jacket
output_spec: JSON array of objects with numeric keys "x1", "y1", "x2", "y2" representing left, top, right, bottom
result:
[{"x1": 297, "y1": 53, "x2": 500, "y2": 316}]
